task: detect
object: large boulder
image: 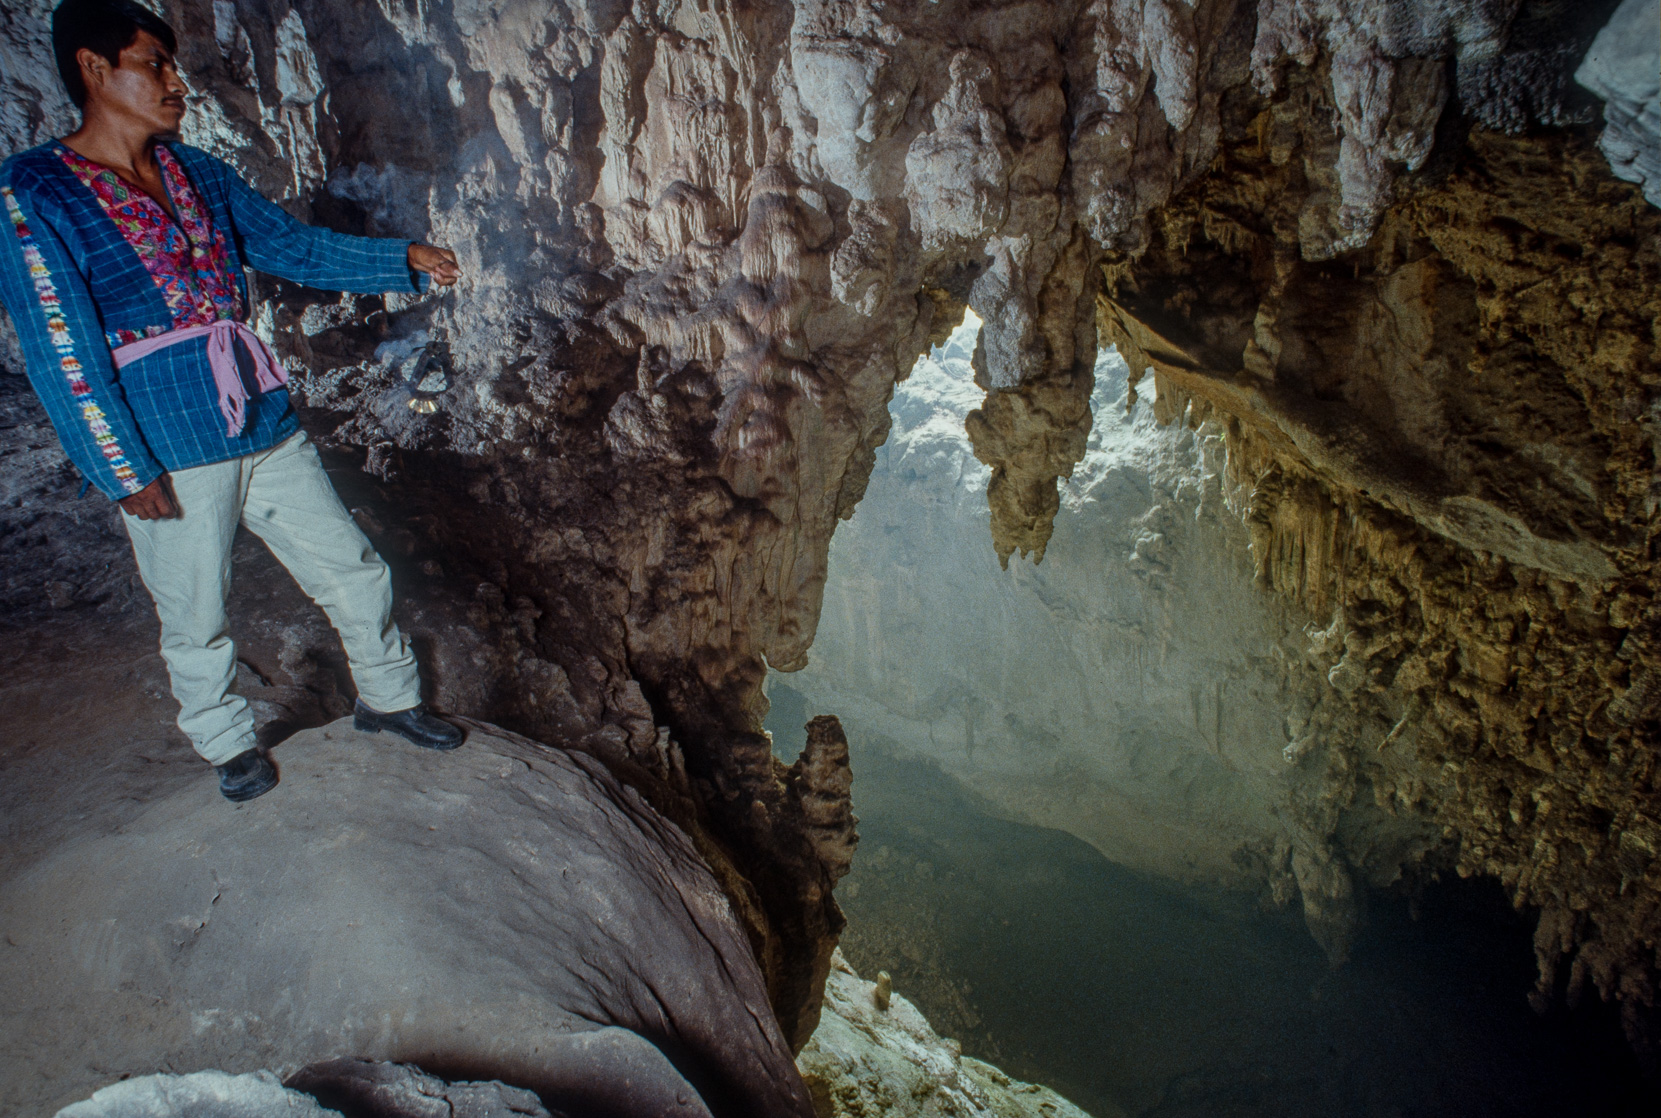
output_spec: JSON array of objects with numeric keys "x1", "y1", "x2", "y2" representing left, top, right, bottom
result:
[{"x1": 0, "y1": 720, "x2": 814, "y2": 1118}]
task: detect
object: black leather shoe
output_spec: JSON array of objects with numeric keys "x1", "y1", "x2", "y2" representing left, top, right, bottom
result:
[
  {"x1": 354, "y1": 700, "x2": 464, "y2": 750},
  {"x1": 217, "y1": 749, "x2": 278, "y2": 802}
]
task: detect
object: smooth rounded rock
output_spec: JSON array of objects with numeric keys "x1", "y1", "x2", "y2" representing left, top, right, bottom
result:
[{"x1": 0, "y1": 720, "x2": 814, "y2": 1118}]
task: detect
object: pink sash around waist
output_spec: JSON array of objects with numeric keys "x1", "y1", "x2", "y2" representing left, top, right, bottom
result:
[{"x1": 111, "y1": 320, "x2": 288, "y2": 438}]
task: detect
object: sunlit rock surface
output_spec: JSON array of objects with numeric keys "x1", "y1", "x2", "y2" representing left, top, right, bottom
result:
[
  {"x1": 782, "y1": 317, "x2": 1437, "y2": 959},
  {"x1": 54, "y1": 1064, "x2": 550, "y2": 1118},
  {"x1": 55, "y1": 1071, "x2": 343, "y2": 1118},
  {"x1": 797, "y1": 950, "x2": 1102, "y2": 1118},
  {"x1": 1576, "y1": 0, "x2": 1661, "y2": 207}
]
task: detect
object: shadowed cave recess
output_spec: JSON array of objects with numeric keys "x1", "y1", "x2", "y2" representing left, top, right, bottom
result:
[{"x1": 2, "y1": 0, "x2": 1660, "y2": 1115}]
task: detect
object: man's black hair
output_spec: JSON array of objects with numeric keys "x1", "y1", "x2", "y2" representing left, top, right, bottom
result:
[{"x1": 51, "y1": 0, "x2": 178, "y2": 110}]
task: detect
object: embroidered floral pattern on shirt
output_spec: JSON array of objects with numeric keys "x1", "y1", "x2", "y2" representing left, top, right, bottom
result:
[
  {"x1": 107, "y1": 324, "x2": 169, "y2": 348},
  {"x1": 59, "y1": 145, "x2": 243, "y2": 331},
  {"x1": 2, "y1": 186, "x2": 144, "y2": 494}
]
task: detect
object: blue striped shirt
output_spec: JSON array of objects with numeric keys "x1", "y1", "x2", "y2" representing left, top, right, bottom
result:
[{"x1": 0, "y1": 140, "x2": 426, "y2": 499}]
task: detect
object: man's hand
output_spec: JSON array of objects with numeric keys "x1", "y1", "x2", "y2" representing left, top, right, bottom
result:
[
  {"x1": 119, "y1": 476, "x2": 178, "y2": 520},
  {"x1": 408, "y1": 243, "x2": 460, "y2": 287}
]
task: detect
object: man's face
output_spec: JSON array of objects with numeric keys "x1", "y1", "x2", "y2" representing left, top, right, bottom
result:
[{"x1": 81, "y1": 30, "x2": 186, "y2": 133}]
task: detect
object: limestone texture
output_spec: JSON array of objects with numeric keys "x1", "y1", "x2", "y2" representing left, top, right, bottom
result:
[
  {"x1": 1095, "y1": 109, "x2": 1661, "y2": 1046},
  {"x1": 1576, "y1": 0, "x2": 1661, "y2": 207},
  {"x1": 0, "y1": 0, "x2": 1658, "y2": 1064},
  {"x1": 56, "y1": 1071, "x2": 343, "y2": 1118},
  {"x1": 54, "y1": 1064, "x2": 554, "y2": 1118},
  {"x1": 797, "y1": 950, "x2": 1103, "y2": 1118}
]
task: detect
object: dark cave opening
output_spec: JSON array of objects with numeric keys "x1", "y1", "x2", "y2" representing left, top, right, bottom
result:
[{"x1": 766, "y1": 680, "x2": 1657, "y2": 1118}]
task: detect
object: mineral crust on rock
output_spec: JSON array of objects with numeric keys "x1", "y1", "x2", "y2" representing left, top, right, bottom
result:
[
  {"x1": 54, "y1": 1064, "x2": 554, "y2": 1118},
  {"x1": 1576, "y1": 0, "x2": 1661, "y2": 207},
  {"x1": 1098, "y1": 106, "x2": 1661, "y2": 1026},
  {"x1": 797, "y1": 950, "x2": 1104, "y2": 1118},
  {"x1": 55, "y1": 1071, "x2": 344, "y2": 1118}
]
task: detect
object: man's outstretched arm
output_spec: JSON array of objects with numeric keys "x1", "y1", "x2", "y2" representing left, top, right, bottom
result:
[{"x1": 198, "y1": 150, "x2": 457, "y2": 295}]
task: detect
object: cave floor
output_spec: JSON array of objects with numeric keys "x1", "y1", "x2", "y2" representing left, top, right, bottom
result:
[
  {"x1": 766, "y1": 699, "x2": 1659, "y2": 1118},
  {"x1": 0, "y1": 529, "x2": 367, "y2": 880},
  {"x1": 0, "y1": 585, "x2": 216, "y2": 882}
]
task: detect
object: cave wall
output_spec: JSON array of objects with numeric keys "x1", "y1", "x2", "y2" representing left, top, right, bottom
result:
[
  {"x1": 1103, "y1": 121, "x2": 1661, "y2": 1044},
  {"x1": 2, "y1": 0, "x2": 1658, "y2": 1048},
  {"x1": 0, "y1": 0, "x2": 1116, "y2": 1044}
]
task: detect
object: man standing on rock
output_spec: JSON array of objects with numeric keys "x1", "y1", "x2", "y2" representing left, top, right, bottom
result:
[{"x1": 0, "y1": 0, "x2": 465, "y2": 802}]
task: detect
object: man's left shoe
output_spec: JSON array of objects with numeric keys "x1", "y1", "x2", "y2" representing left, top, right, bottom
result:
[
  {"x1": 354, "y1": 700, "x2": 465, "y2": 750},
  {"x1": 217, "y1": 748, "x2": 278, "y2": 802}
]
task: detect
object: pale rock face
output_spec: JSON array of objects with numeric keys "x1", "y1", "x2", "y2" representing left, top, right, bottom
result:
[
  {"x1": 797, "y1": 950, "x2": 1104, "y2": 1118},
  {"x1": 1576, "y1": 0, "x2": 1661, "y2": 207},
  {"x1": 1246, "y1": 0, "x2": 1626, "y2": 257},
  {"x1": 54, "y1": 1064, "x2": 559, "y2": 1118},
  {"x1": 903, "y1": 52, "x2": 1014, "y2": 252},
  {"x1": 781, "y1": 319, "x2": 1428, "y2": 958},
  {"x1": 55, "y1": 1071, "x2": 342, "y2": 1118}
]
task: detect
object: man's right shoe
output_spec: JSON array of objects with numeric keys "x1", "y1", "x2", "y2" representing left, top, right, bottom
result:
[
  {"x1": 217, "y1": 748, "x2": 278, "y2": 802},
  {"x1": 353, "y1": 700, "x2": 465, "y2": 750}
]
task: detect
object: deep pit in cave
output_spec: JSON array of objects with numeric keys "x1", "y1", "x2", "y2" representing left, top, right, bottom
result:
[
  {"x1": 2, "y1": 0, "x2": 1660, "y2": 1115},
  {"x1": 770, "y1": 692, "x2": 1651, "y2": 1118},
  {"x1": 764, "y1": 316, "x2": 1654, "y2": 1116}
]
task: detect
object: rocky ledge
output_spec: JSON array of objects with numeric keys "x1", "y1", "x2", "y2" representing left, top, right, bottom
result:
[
  {"x1": 5, "y1": 717, "x2": 1089, "y2": 1118},
  {"x1": 1, "y1": 719, "x2": 810, "y2": 1118}
]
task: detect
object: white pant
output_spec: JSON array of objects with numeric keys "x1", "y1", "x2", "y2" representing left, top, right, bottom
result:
[{"x1": 123, "y1": 432, "x2": 421, "y2": 765}]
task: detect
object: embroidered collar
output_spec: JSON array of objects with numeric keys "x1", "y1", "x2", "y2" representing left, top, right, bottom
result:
[{"x1": 56, "y1": 141, "x2": 244, "y2": 341}]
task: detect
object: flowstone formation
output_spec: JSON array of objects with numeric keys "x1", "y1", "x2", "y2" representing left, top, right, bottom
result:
[
  {"x1": 797, "y1": 950, "x2": 1101, "y2": 1118},
  {"x1": 1, "y1": 0, "x2": 1657, "y2": 1065}
]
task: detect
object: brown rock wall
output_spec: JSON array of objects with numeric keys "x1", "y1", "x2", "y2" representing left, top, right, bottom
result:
[{"x1": 1102, "y1": 111, "x2": 1661, "y2": 1040}]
